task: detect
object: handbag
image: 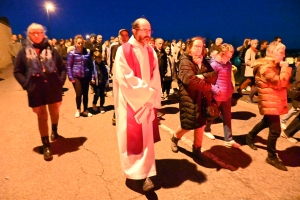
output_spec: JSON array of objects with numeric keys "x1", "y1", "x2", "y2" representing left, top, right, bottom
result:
[{"x1": 201, "y1": 92, "x2": 220, "y2": 120}]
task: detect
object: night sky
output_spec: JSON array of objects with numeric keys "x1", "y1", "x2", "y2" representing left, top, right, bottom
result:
[{"x1": 1, "y1": 0, "x2": 300, "y2": 49}]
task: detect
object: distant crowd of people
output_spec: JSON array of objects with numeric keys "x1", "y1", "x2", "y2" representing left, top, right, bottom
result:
[{"x1": 10, "y1": 17, "x2": 300, "y2": 192}]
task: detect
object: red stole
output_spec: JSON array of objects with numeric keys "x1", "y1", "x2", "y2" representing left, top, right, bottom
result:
[{"x1": 122, "y1": 43, "x2": 160, "y2": 156}]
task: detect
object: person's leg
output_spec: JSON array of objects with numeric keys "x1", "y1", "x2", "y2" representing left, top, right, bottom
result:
[
  {"x1": 284, "y1": 113, "x2": 300, "y2": 138},
  {"x1": 221, "y1": 98, "x2": 233, "y2": 141},
  {"x1": 171, "y1": 126, "x2": 190, "y2": 152},
  {"x1": 166, "y1": 80, "x2": 172, "y2": 96},
  {"x1": 248, "y1": 86, "x2": 258, "y2": 102},
  {"x1": 161, "y1": 80, "x2": 167, "y2": 97},
  {"x1": 92, "y1": 87, "x2": 100, "y2": 111},
  {"x1": 81, "y1": 78, "x2": 90, "y2": 112},
  {"x1": 48, "y1": 102, "x2": 62, "y2": 141},
  {"x1": 266, "y1": 115, "x2": 281, "y2": 158},
  {"x1": 281, "y1": 107, "x2": 298, "y2": 124},
  {"x1": 32, "y1": 105, "x2": 52, "y2": 161},
  {"x1": 266, "y1": 115, "x2": 287, "y2": 171},
  {"x1": 246, "y1": 115, "x2": 268, "y2": 150},
  {"x1": 99, "y1": 86, "x2": 106, "y2": 113},
  {"x1": 72, "y1": 78, "x2": 82, "y2": 116},
  {"x1": 194, "y1": 126, "x2": 205, "y2": 148},
  {"x1": 99, "y1": 86, "x2": 105, "y2": 107}
]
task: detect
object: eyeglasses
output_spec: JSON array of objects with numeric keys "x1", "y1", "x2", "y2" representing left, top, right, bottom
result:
[
  {"x1": 135, "y1": 29, "x2": 153, "y2": 34},
  {"x1": 193, "y1": 45, "x2": 203, "y2": 49},
  {"x1": 77, "y1": 42, "x2": 83, "y2": 45},
  {"x1": 29, "y1": 31, "x2": 44, "y2": 36}
]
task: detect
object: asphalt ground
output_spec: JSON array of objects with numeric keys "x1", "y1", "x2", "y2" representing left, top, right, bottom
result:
[{"x1": 0, "y1": 64, "x2": 299, "y2": 200}]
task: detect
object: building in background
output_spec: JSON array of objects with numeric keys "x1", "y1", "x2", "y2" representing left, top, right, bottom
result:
[{"x1": 0, "y1": 17, "x2": 12, "y2": 69}]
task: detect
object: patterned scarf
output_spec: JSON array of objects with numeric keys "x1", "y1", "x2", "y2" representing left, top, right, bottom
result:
[{"x1": 25, "y1": 39, "x2": 56, "y2": 75}]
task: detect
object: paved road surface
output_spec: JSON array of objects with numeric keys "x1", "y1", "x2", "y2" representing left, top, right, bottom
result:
[{"x1": 0, "y1": 64, "x2": 299, "y2": 200}]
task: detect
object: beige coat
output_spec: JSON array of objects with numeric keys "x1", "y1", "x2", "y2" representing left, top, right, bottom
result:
[{"x1": 244, "y1": 48, "x2": 257, "y2": 77}]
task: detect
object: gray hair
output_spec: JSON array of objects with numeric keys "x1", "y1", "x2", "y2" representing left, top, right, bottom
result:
[
  {"x1": 26, "y1": 23, "x2": 46, "y2": 39},
  {"x1": 266, "y1": 41, "x2": 286, "y2": 57}
]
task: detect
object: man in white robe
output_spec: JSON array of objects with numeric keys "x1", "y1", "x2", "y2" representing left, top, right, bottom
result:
[{"x1": 113, "y1": 18, "x2": 161, "y2": 191}]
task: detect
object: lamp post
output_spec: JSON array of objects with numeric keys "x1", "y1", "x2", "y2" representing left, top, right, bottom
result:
[{"x1": 45, "y1": 2, "x2": 54, "y2": 38}]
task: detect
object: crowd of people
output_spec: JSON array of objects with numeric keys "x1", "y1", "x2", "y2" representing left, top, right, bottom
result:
[{"x1": 10, "y1": 17, "x2": 300, "y2": 192}]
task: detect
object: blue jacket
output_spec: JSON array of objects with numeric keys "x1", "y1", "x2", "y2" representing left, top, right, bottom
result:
[
  {"x1": 210, "y1": 58, "x2": 234, "y2": 101},
  {"x1": 67, "y1": 47, "x2": 93, "y2": 81}
]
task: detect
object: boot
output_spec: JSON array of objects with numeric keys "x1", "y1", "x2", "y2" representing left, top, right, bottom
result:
[
  {"x1": 266, "y1": 157, "x2": 287, "y2": 171},
  {"x1": 50, "y1": 124, "x2": 59, "y2": 141},
  {"x1": 41, "y1": 136, "x2": 53, "y2": 161},
  {"x1": 171, "y1": 135, "x2": 180, "y2": 153},
  {"x1": 192, "y1": 145, "x2": 207, "y2": 161},
  {"x1": 245, "y1": 135, "x2": 257, "y2": 150},
  {"x1": 142, "y1": 177, "x2": 154, "y2": 192}
]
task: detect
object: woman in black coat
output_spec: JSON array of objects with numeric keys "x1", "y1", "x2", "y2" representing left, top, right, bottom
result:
[
  {"x1": 14, "y1": 23, "x2": 66, "y2": 161},
  {"x1": 170, "y1": 37, "x2": 217, "y2": 159}
]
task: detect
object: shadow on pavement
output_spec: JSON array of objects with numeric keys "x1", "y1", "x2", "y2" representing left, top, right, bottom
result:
[
  {"x1": 125, "y1": 158, "x2": 207, "y2": 198},
  {"x1": 278, "y1": 146, "x2": 300, "y2": 167},
  {"x1": 125, "y1": 179, "x2": 159, "y2": 200},
  {"x1": 33, "y1": 136, "x2": 87, "y2": 156},
  {"x1": 202, "y1": 145, "x2": 252, "y2": 171},
  {"x1": 0, "y1": 78, "x2": 4, "y2": 81}
]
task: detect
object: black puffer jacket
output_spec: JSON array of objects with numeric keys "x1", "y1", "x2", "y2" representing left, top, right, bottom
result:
[{"x1": 178, "y1": 54, "x2": 217, "y2": 130}]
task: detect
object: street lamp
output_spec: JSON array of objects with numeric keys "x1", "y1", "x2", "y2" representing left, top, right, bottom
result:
[{"x1": 45, "y1": 2, "x2": 54, "y2": 38}]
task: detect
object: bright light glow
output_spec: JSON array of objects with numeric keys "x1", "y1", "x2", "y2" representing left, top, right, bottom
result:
[
  {"x1": 86, "y1": 34, "x2": 90, "y2": 39},
  {"x1": 45, "y1": 2, "x2": 54, "y2": 11}
]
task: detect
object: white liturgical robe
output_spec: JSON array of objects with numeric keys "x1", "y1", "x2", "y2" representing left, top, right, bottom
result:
[{"x1": 113, "y1": 36, "x2": 161, "y2": 179}]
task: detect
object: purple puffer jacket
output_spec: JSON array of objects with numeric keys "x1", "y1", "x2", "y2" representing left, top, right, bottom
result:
[
  {"x1": 66, "y1": 47, "x2": 93, "y2": 81},
  {"x1": 210, "y1": 58, "x2": 234, "y2": 101}
]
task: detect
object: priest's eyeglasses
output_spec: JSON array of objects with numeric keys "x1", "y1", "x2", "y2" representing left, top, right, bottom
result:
[{"x1": 135, "y1": 29, "x2": 153, "y2": 34}]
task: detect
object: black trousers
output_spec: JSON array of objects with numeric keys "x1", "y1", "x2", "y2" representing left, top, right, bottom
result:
[
  {"x1": 284, "y1": 113, "x2": 300, "y2": 137},
  {"x1": 248, "y1": 115, "x2": 281, "y2": 158},
  {"x1": 92, "y1": 85, "x2": 105, "y2": 107},
  {"x1": 72, "y1": 77, "x2": 90, "y2": 111}
]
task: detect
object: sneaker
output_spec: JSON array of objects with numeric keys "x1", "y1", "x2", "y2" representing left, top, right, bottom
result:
[
  {"x1": 246, "y1": 86, "x2": 251, "y2": 91},
  {"x1": 281, "y1": 123, "x2": 287, "y2": 130},
  {"x1": 204, "y1": 132, "x2": 215, "y2": 140},
  {"x1": 75, "y1": 110, "x2": 80, "y2": 118},
  {"x1": 281, "y1": 132, "x2": 298, "y2": 143},
  {"x1": 265, "y1": 157, "x2": 287, "y2": 171},
  {"x1": 100, "y1": 107, "x2": 105, "y2": 114},
  {"x1": 224, "y1": 140, "x2": 241, "y2": 148},
  {"x1": 82, "y1": 111, "x2": 92, "y2": 117}
]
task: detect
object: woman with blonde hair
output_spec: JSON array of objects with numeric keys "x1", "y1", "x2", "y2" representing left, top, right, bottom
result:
[
  {"x1": 67, "y1": 35, "x2": 94, "y2": 117},
  {"x1": 170, "y1": 36, "x2": 217, "y2": 159},
  {"x1": 204, "y1": 44, "x2": 241, "y2": 147}
]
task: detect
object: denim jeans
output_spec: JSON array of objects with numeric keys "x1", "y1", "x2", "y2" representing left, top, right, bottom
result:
[
  {"x1": 281, "y1": 107, "x2": 299, "y2": 123},
  {"x1": 248, "y1": 115, "x2": 281, "y2": 158},
  {"x1": 205, "y1": 97, "x2": 233, "y2": 141},
  {"x1": 284, "y1": 113, "x2": 300, "y2": 137}
]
